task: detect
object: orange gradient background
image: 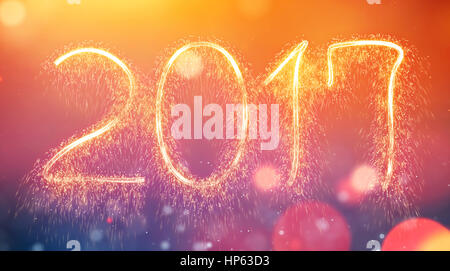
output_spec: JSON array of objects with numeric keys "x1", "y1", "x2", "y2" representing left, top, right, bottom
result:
[{"x1": 0, "y1": 0, "x2": 449, "y2": 250}]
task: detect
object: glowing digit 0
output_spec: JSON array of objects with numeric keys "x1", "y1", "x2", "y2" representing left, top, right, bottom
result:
[{"x1": 156, "y1": 42, "x2": 248, "y2": 188}]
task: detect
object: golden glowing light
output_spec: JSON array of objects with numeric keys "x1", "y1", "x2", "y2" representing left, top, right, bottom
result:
[
  {"x1": 264, "y1": 41, "x2": 308, "y2": 187},
  {"x1": 337, "y1": 164, "x2": 380, "y2": 205},
  {"x1": 383, "y1": 218, "x2": 450, "y2": 251},
  {"x1": 327, "y1": 40, "x2": 404, "y2": 191},
  {"x1": 174, "y1": 50, "x2": 204, "y2": 79},
  {"x1": 350, "y1": 164, "x2": 378, "y2": 193},
  {"x1": 253, "y1": 165, "x2": 280, "y2": 191},
  {"x1": 156, "y1": 41, "x2": 248, "y2": 188},
  {"x1": 43, "y1": 48, "x2": 145, "y2": 184},
  {"x1": 419, "y1": 230, "x2": 450, "y2": 251},
  {"x1": 0, "y1": 0, "x2": 26, "y2": 27}
]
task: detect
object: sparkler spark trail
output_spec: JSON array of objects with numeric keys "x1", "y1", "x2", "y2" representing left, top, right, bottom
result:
[
  {"x1": 16, "y1": 37, "x2": 428, "y2": 247},
  {"x1": 43, "y1": 48, "x2": 145, "y2": 184},
  {"x1": 326, "y1": 40, "x2": 404, "y2": 191},
  {"x1": 264, "y1": 41, "x2": 308, "y2": 187},
  {"x1": 156, "y1": 42, "x2": 248, "y2": 188}
]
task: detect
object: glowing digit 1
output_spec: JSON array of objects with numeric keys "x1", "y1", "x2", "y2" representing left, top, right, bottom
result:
[
  {"x1": 264, "y1": 41, "x2": 309, "y2": 187},
  {"x1": 43, "y1": 48, "x2": 145, "y2": 184},
  {"x1": 327, "y1": 40, "x2": 404, "y2": 191},
  {"x1": 156, "y1": 42, "x2": 248, "y2": 188}
]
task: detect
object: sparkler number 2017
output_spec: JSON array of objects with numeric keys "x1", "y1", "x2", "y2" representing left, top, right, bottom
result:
[{"x1": 41, "y1": 39, "x2": 406, "y2": 193}]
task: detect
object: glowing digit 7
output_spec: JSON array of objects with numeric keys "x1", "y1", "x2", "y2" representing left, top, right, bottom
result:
[
  {"x1": 327, "y1": 40, "x2": 404, "y2": 190},
  {"x1": 42, "y1": 48, "x2": 145, "y2": 183}
]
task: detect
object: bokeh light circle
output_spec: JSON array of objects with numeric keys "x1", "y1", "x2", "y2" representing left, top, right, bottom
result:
[
  {"x1": 0, "y1": 0, "x2": 26, "y2": 27},
  {"x1": 253, "y1": 165, "x2": 280, "y2": 192},
  {"x1": 337, "y1": 164, "x2": 378, "y2": 205},
  {"x1": 382, "y1": 218, "x2": 450, "y2": 251}
]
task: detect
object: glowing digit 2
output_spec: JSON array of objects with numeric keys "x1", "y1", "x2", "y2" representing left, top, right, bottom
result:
[{"x1": 42, "y1": 48, "x2": 145, "y2": 184}]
